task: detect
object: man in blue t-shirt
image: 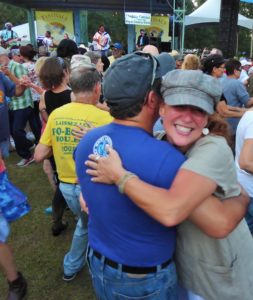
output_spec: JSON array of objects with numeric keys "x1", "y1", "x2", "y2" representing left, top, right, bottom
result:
[
  {"x1": 222, "y1": 59, "x2": 253, "y2": 136},
  {"x1": 0, "y1": 72, "x2": 27, "y2": 299},
  {"x1": 74, "y1": 52, "x2": 184, "y2": 299}
]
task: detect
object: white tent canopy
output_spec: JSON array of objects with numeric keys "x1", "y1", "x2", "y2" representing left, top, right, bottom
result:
[{"x1": 185, "y1": 0, "x2": 253, "y2": 30}]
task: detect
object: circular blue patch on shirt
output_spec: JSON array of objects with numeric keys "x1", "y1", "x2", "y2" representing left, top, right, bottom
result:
[{"x1": 93, "y1": 135, "x2": 113, "y2": 157}]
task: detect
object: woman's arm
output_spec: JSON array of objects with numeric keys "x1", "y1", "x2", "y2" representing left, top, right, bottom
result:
[
  {"x1": 86, "y1": 147, "x2": 217, "y2": 227},
  {"x1": 188, "y1": 193, "x2": 249, "y2": 238},
  {"x1": 39, "y1": 92, "x2": 48, "y2": 123},
  {"x1": 28, "y1": 82, "x2": 44, "y2": 95},
  {"x1": 86, "y1": 144, "x2": 247, "y2": 236}
]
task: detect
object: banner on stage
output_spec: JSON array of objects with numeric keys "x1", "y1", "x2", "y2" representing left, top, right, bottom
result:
[
  {"x1": 125, "y1": 12, "x2": 151, "y2": 26},
  {"x1": 135, "y1": 16, "x2": 169, "y2": 42},
  {"x1": 35, "y1": 11, "x2": 74, "y2": 42}
]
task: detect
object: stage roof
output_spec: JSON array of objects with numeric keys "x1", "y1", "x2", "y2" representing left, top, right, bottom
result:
[{"x1": 0, "y1": 0, "x2": 173, "y2": 13}]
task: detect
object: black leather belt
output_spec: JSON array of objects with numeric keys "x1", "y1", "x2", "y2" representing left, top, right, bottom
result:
[{"x1": 91, "y1": 249, "x2": 173, "y2": 274}]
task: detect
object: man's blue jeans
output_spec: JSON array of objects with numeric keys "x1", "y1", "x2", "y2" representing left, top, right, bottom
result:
[
  {"x1": 245, "y1": 197, "x2": 253, "y2": 234},
  {"x1": 59, "y1": 183, "x2": 88, "y2": 276},
  {"x1": 9, "y1": 107, "x2": 36, "y2": 159},
  {"x1": 87, "y1": 248, "x2": 178, "y2": 300}
]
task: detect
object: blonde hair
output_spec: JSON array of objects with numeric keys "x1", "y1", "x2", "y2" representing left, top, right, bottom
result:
[
  {"x1": 34, "y1": 57, "x2": 48, "y2": 76},
  {"x1": 182, "y1": 54, "x2": 200, "y2": 70}
]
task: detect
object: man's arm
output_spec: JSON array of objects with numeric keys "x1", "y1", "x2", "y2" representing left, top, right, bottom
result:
[
  {"x1": 216, "y1": 101, "x2": 246, "y2": 118},
  {"x1": 34, "y1": 144, "x2": 52, "y2": 163},
  {"x1": 239, "y1": 139, "x2": 253, "y2": 174},
  {"x1": 246, "y1": 97, "x2": 253, "y2": 107},
  {"x1": 188, "y1": 193, "x2": 249, "y2": 238}
]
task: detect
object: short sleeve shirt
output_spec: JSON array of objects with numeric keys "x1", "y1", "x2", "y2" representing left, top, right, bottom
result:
[
  {"x1": 0, "y1": 72, "x2": 15, "y2": 142},
  {"x1": 235, "y1": 110, "x2": 253, "y2": 196},
  {"x1": 182, "y1": 135, "x2": 240, "y2": 198},
  {"x1": 40, "y1": 102, "x2": 113, "y2": 183},
  {"x1": 221, "y1": 77, "x2": 250, "y2": 134},
  {"x1": 8, "y1": 60, "x2": 33, "y2": 110}
]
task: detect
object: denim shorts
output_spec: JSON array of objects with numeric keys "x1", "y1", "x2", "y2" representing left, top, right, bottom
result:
[
  {"x1": 0, "y1": 209, "x2": 10, "y2": 243},
  {"x1": 0, "y1": 139, "x2": 9, "y2": 158}
]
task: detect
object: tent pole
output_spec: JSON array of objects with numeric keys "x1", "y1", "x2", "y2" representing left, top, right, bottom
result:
[
  {"x1": 251, "y1": 29, "x2": 253, "y2": 58},
  {"x1": 172, "y1": 0, "x2": 175, "y2": 50},
  {"x1": 181, "y1": 0, "x2": 185, "y2": 53}
]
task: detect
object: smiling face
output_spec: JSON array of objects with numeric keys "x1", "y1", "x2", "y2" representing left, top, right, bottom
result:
[{"x1": 159, "y1": 103, "x2": 208, "y2": 152}]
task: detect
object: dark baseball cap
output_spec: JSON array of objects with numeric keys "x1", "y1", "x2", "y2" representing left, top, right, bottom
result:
[
  {"x1": 204, "y1": 54, "x2": 225, "y2": 66},
  {"x1": 103, "y1": 51, "x2": 175, "y2": 109}
]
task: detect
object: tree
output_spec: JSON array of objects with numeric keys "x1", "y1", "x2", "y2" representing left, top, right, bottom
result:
[{"x1": 0, "y1": 3, "x2": 26, "y2": 29}]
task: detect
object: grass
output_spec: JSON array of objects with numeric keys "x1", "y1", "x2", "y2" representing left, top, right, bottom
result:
[{"x1": 0, "y1": 152, "x2": 96, "y2": 300}]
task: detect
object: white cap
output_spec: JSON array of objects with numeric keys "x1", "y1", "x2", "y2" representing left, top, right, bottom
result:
[
  {"x1": 70, "y1": 54, "x2": 96, "y2": 70},
  {"x1": 240, "y1": 59, "x2": 251, "y2": 67}
]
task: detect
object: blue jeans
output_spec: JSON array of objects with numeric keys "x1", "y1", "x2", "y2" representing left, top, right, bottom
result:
[
  {"x1": 59, "y1": 183, "x2": 88, "y2": 275},
  {"x1": 87, "y1": 248, "x2": 178, "y2": 300},
  {"x1": 0, "y1": 139, "x2": 9, "y2": 158},
  {"x1": 9, "y1": 107, "x2": 35, "y2": 159},
  {"x1": 245, "y1": 197, "x2": 253, "y2": 234}
]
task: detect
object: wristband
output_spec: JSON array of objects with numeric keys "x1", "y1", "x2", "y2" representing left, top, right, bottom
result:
[{"x1": 117, "y1": 171, "x2": 138, "y2": 194}]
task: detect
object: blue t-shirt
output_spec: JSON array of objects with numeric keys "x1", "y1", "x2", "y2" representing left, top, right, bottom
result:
[
  {"x1": 221, "y1": 77, "x2": 250, "y2": 134},
  {"x1": 75, "y1": 123, "x2": 185, "y2": 267},
  {"x1": 0, "y1": 73, "x2": 15, "y2": 142}
]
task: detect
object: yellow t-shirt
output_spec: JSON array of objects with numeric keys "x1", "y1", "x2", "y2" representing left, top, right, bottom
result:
[
  {"x1": 108, "y1": 55, "x2": 115, "y2": 65},
  {"x1": 40, "y1": 102, "x2": 113, "y2": 183}
]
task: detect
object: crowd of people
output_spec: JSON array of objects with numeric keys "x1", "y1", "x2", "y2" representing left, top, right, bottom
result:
[{"x1": 0, "y1": 21, "x2": 253, "y2": 300}]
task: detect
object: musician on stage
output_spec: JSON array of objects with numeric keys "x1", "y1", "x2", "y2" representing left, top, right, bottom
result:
[
  {"x1": 136, "y1": 29, "x2": 149, "y2": 50},
  {"x1": 0, "y1": 22, "x2": 20, "y2": 48},
  {"x1": 92, "y1": 25, "x2": 111, "y2": 56}
]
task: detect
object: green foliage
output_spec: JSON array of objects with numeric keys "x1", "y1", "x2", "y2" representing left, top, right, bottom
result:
[
  {"x1": 0, "y1": 2, "x2": 26, "y2": 29},
  {"x1": 184, "y1": 25, "x2": 218, "y2": 49}
]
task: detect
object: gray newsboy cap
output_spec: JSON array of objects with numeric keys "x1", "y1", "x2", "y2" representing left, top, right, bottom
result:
[
  {"x1": 103, "y1": 51, "x2": 175, "y2": 109},
  {"x1": 161, "y1": 70, "x2": 222, "y2": 114}
]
